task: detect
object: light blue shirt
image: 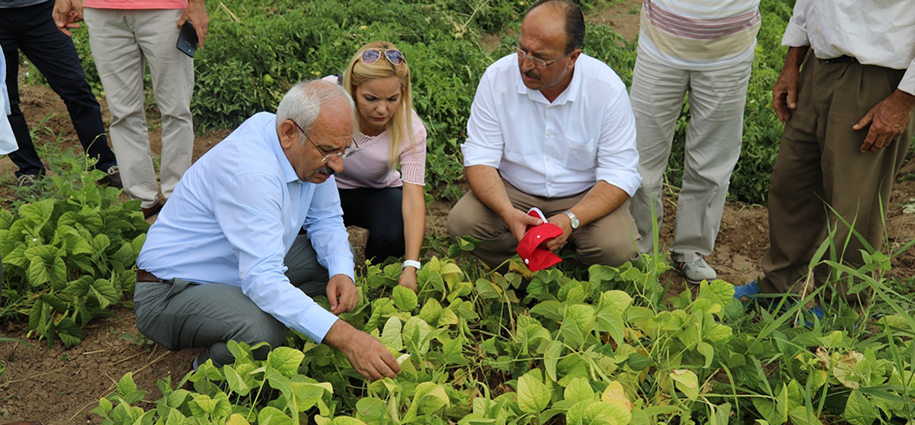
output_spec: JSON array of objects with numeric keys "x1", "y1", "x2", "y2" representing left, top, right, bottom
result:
[{"x1": 137, "y1": 112, "x2": 350, "y2": 343}]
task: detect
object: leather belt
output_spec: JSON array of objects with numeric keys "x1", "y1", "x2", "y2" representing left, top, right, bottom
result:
[
  {"x1": 820, "y1": 55, "x2": 856, "y2": 64},
  {"x1": 136, "y1": 268, "x2": 162, "y2": 283}
]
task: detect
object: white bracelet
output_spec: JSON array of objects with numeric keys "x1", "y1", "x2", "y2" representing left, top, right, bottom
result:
[{"x1": 402, "y1": 259, "x2": 421, "y2": 270}]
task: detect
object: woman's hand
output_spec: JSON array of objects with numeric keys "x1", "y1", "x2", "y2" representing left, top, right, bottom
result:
[{"x1": 398, "y1": 266, "x2": 418, "y2": 293}]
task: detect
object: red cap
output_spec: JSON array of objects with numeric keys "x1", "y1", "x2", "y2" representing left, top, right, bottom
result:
[{"x1": 517, "y1": 208, "x2": 563, "y2": 271}]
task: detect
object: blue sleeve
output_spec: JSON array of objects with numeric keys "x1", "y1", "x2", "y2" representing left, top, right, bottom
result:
[{"x1": 214, "y1": 172, "x2": 339, "y2": 343}]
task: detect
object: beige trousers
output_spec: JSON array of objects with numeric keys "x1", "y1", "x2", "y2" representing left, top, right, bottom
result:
[
  {"x1": 761, "y1": 54, "x2": 915, "y2": 302},
  {"x1": 447, "y1": 179, "x2": 640, "y2": 269},
  {"x1": 84, "y1": 8, "x2": 194, "y2": 208}
]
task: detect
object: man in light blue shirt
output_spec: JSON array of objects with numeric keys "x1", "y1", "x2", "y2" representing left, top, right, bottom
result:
[{"x1": 134, "y1": 80, "x2": 401, "y2": 381}]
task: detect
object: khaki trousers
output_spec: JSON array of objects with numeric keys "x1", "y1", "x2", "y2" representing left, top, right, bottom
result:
[
  {"x1": 447, "y1": 179, "x2": 640, "y2": 269},
  {"x1": 84, "y1": 8, "x2": 194, "y2": 208},
  {"x1": 760, "y1": 54, "x2": 915, "y2": 301},
  {"x1": 629, "y1": 50, "x2": 752, "y2": 261}
]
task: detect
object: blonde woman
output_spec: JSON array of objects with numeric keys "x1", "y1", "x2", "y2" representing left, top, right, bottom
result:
[{"x1": 326, "y1": 41, "x2": 427, "y2": 292}]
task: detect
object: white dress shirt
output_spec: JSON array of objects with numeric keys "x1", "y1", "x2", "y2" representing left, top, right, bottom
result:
[
  {"x1": 138, "y1": 112, "x2": 350, "y2": 343},
  {"x1": 462, "y1": 53, "x2": 641, "y2": 198},
  {"x1": 782, "y1": 0, "x2": 915, "y2": 94}
]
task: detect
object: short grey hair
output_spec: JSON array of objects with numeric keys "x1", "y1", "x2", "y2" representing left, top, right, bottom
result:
[{"x1": 275, "y1": 79, "x2": 355, "y2": 135}]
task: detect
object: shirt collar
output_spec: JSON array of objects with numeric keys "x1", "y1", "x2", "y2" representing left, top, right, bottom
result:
[
  {"x1": 514, "y1": 54, "x2": 584, "y2": 105},
  {"x1": 265, "y1": 118, "x2": 302, "y2": 184}
]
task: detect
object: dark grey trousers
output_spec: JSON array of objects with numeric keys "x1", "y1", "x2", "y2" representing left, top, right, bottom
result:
[{"x1": 133, "y1": 235, "x2": 330, "y2": 367}]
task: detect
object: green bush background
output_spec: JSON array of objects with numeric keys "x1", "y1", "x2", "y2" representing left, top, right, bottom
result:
[{"x1": 69, "y1": 0, "x2": 793, "y2": 204}]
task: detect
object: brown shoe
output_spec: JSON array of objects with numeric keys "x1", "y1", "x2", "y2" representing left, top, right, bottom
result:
[{"x1": 142, "y1": 201, "x2": 164, "y2": 219}]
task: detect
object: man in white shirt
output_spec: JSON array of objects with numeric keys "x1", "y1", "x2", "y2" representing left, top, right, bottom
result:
[
  {"x1": 447, "y1": 0, "x2": 641, "y2": 270},
  {"x1": 735, "y1": 0, "x2": 915, "y2": 305}
]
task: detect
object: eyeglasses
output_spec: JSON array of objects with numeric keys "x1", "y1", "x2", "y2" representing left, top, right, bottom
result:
[
  {"x1": 361, "y1": 48, "x2": 406, "y2": 65},
  {"x1": 516, "y1": 45, "x2": 572, "y2": 69},
  {"x1": 291, "y1": 120, "x2": 361, "y2": 163}
]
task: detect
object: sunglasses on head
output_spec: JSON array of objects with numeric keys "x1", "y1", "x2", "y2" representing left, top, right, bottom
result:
[{"x1": 361, "y1": 48, "x2": 405, "y2": 65}]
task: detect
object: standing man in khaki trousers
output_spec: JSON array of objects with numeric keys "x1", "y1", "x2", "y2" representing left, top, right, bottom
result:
[{"x1": 54, "y1": 0, "x2": 207, "y2": 218}]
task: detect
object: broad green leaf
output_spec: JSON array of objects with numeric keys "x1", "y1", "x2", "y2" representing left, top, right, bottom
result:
[
  {"x1": 55, "y1": 317, "x2": 86, "y2": 347},
  {"x1": 116, "y1": 372, "x2": 139, "y2": 397},
  {"x1": 403, "y1": 382, "x2": 450, "y2": 422},
  {"x1": 355, "y1": 397, "x2": 386, "y2": 422},
  {"x1": 705, "y1": 323, "x2": 733, "y2": 343},
  {"x1": 290, "y1": 381, "x2": 329, "y2": 411},
  {"x1": 226, "y1": 413, "x2": 251, "y2": 425},
  {"x1": 789, "y1": 406, "x2": 824, "y2": 425},
  {"x1": 330, "y1": 417, "x2": 367, "y2": 425},
  {"x1": 91, "y1": 278, "x2": 120, "y2": 309},
  {"x1": 582, "y1": 401, "x2": 632, "y2": 425},
  {"x1": 544, "y1": 339, "x2": 563, "y2": 382},
  {"x1": 418, "y1": 298, "x2": 443, "y2": 324},
  {"x1": 267, "y1": 346, "x2": 305, "y2": 377},
  {"x1": 224, "y1": 365, "x2": 251, "y2": 396},
  {"x1": 709, "y1": 403, "x2": 731, "y2": 425},
  {"x1": 518, "y1": 370, "x2": 550, "y2": 413},
  {"x1": 625, "y1": 352, "x2": 652, "y2": 372},
  {"x1": 166, "y1": 389, "x2": 190, "y2": 408},
  {"x1": 844, "y1": 389, "x2": 878, "y2": 425},
  {"x1": 403, "y1": 316, "x2": 433, "y2": 354},
  {"x1": 258, "y1": 406, "x2": 295, "y2": 425},
  {"x1": 18, "y1": 198, "x2": 55, "y2": 228},
  {"x1": 696, "y1": 341, "x2": 714, "y2": 368},
  {"x1": 530, "y1": 300, "x2": 565, "y2": 322},
  {"x1": 669, "y1": 369, "x2": 699, "y2": 401},
  {"x1": 560, "y1": 304, "x2": 595, "y2": 349},
  {"x1": 563, "y1": 377, "x2": 594, "y2": 403},
  {"x1": 380, "y1": 316, "x2": 404, "y2": 351},
  {"x1": 393, "y1": 284, "x2": 418, "y2": 311}
]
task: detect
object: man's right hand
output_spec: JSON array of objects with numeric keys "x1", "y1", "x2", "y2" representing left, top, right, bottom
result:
[
  {"x1": 772, "y1": 46, "x2": 809, "y2": 122},
  {"x1": 53, "y1": 0, "x2": 83, "y2": 37},
  {"x1": 502, "y1": 208, "x2": 542, "y2": 242},
  {"x1": 322, "y1": 320, "x2": 401, "y2": 381}
]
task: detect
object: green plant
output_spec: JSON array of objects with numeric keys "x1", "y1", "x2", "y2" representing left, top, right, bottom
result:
[{"x1": 0, "y1": 145, "x2": 149, "y2": 347}]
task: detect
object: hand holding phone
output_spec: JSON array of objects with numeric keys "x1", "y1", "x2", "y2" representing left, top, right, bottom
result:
[{"x1": 176, "y1": 21, "x2": 198, "y2": 58}]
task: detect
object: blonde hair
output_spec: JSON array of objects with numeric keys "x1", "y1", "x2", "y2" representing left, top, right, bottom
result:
[{"x1": 342, "y1": 41, "x2": 416, "y2": 168}]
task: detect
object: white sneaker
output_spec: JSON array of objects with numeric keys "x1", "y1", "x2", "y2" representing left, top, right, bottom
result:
[{"x1": 673, "y1": 257, "x2": 717, "y2": 284}]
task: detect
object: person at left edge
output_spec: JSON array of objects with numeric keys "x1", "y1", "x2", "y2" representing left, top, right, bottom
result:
[
  {"x1": 0, "y1": 0, "x2": 120, "y2": 189},
  {"x1": 132, "y1": 80, "x2": 401, "y2": 381},
  {"x1": 2, "y1": 50, "x2": 20, "y2": 287}
]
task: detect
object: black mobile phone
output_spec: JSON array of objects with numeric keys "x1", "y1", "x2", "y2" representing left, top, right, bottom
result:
[{"x1": 176, "y1": 21, "x2": 198, "y2": 58}]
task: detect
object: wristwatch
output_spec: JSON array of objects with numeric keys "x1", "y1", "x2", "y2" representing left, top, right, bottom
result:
[{"x1": 564, "y1": 210, "x2": 580, "y2": 230}]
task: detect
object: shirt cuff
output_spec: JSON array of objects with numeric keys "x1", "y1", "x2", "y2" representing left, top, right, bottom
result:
[
  {"x1": 780, "y1": 22, "x2": 809, "y2": 47},
  {"x1": 596, "y1": 171, "x2": 642, "y2": 197},
  {"x1": 300, "y1": 308, "x2": 339, "y2": 343},
  {"x1": 461, "y1": 143, "x2": 501, "y2": 168},
  {"x1": 324, "y1": 257, "x2": 356, "y2": 283},
  {"x1": 899, "y1": 65, "x2": 915, "y2": 96}
]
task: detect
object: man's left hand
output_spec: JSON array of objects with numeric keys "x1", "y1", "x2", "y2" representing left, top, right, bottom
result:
[
  {"x1": 53, "y1": 0, "x2": 83, "y2": 36},
  {"x1": 177, "y1": 0, "x2": 209, "y2": 48},
  {"x1": 854, "y1": 89, "x2": 915, "y2": 152},
  {"x1": 544, "y1": 213, "x2": 573, "y2": 252},
  {"x1": 326, "y1": 274, "x2": 358, "y2": 315}
]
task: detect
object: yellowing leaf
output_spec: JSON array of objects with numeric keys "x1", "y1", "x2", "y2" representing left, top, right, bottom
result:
[
  {"x1": 670, "y1": 369, "x2": 699, "y2": 401},
  {"x1": 227, "y1": 413, "x2": 251, "y2": 425},
  {"x1": 601, "y1": 380, "x2": 633, "y2": 412}
]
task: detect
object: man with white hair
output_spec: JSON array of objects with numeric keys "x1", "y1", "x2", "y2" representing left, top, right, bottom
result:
[{"x1": 133, "y1": 80, "x2": 401, "y2": 381}]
